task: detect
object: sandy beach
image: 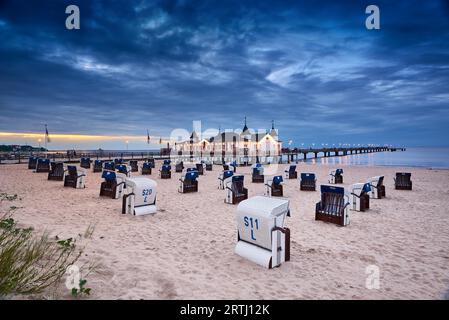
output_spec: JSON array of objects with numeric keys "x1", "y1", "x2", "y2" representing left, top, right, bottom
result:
[{"x1": 1, "y1": 162, "x2": 448, "y2": 300}]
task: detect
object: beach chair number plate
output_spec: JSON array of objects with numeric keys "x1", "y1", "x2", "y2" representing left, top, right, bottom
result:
[
  {"x1": 244, "y1": 216, "x2": 259, "y2": 241},
  {"x1": 142, "y1": 189, "x2": 152, "y2": 202}
]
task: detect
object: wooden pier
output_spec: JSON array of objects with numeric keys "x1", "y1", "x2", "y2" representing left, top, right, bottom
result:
[{"x1": 281, "y1": 146, "x2": 405, "y2": 162}]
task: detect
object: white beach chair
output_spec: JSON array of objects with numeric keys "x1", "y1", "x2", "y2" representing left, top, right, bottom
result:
[
  {"x1": 122, "y1": 177, "x2": 157, "y2": 216},
  {"x1": 235, "y1": 196, "x2": 291, "y2": 269}
]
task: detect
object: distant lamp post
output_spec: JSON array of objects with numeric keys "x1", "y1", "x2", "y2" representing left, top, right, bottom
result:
[
  {"x1": 38, "y1": 138, "x2": 42, "y2": 149},
  {"x1": 126, "y1": 140, "x2": 129, "y2": 151}
]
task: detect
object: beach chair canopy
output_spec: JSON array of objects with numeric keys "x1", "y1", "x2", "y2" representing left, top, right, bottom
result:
[
  {"x1": 163, "y1": 160, "x2": 171, "y2": 165},
  {"x1": 301, "y1": 173, "x2": 316, "y2": 180},
  {"x1": 94, "y1": 160, "x2": 102, "y2": 165},
  {"x1": 102, "y1": 170, "x2": 117, "y2": 181},
  {"x1": 187, "y1": 167, "x2": 197, "y2": 172},
  {"x1": 362, "y1": 183, "x2": 372, "y2": 193},
  {"x1": 38, "y1": 158, "x2": 50, "y2": 165},
  {"x1": 116, "y1": 164, "x2": 129, "y2": 173},
  {"x1": 185, "y1": 171, "x2": 199, "y2": 181},
  {"x1": 272, "y1": 175, "x2": 283, "y2": 185},
  {"x1": 289, "y1": 165, "x2": 296, "y2": 173},
  {"x1": 161, "y1": 164, "x2": 171, "y2": 171},
  {"x1": 81, "y1": 157, "x2": 90, "y2": 162},
  {"x1": 336, "y1": 169, "x2": 343, "y2": 175},
  {"x1": 223, "y1": 170, "x2": 233, "y2": 179},
  {"x1": 143, "y1": 162, "x2": 152, "y2": 169},
  {"x1": 67, "y1": 165, "x2": 78, "y2": 175},
  {"x1": 253, "y1": 167, "x2": 262, "y2": 175}
]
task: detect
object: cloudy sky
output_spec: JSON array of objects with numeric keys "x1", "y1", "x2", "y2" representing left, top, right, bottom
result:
[{"x1": 0, "y1": 0, "x2": 448, "y2": 149}]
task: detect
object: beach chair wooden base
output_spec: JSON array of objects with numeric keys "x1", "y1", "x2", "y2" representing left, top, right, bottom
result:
[
  {"x1": 252, "y1": 175, "x2": 264, "y2": 183},
  {"x1": 160, "y1": 172, "x2": 171, "y2": 179},
  {"x1": 271, "y1": 185, "x2": 283, "y2": 197},
  {"x1": 288, "y1": 172, "x2": 297, "y2": 179},
  {"x1": 206, "y1": 164, "x2": 213, "y2": 171},
  {"x1": 335, "y1": 176, "x2": 343, "y2": 184},
  {"x1": 142, "y1": 168, "x2": 152, "y2": 175}
]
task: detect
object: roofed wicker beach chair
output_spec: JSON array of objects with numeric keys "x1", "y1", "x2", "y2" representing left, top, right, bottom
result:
[
  {"x1": 175, "y1": 161, "x2": 184, "y2": 172},
  {"x1": 64, "y1": 165, "x2": 86, "y2": 189},
  {"x1": 368, "y1": 176, "x2": 386, "y2": 198},
  {"x1": 284, "y1": 165, "x2": 297, "y2": 179},
  {"x1": 349, "y1": 183, "x2": 371, "y2": 212},
  {"x1": 205, "y1": 161, "x2": 213, "y2": 171},
  {"x1": 141, "y1": 161, "x2": 153, "y2": 175},
  {"x1": 229, "y1": 161, "x2": 237, "y2": 173},
  {"x1": 160, "y1": 164, "x2": 171, "y2": 179},
  {"x1": 116, "y1": 164, "x2": 132, "y2": 177},
  {"x1": 225, "y1": 175, "x2": 248, "y2": 204},
  {"x1": 252, "y1": 164, "x2": 264, "y2": 183},
  {"x1": 315, "y1": 185, "x2": 350, "y2": 226},
  {"x1": 147, "y1": 158, "x2": 155, "y2": 168},
  {"x1": 394, "y1": 172, "x2": 412, "y2": 190},
  {"x1": 35, "y1": 158, "x2": 50, "y2": 173},
  {"x1": 100, "y1": 170, "x2": 125, "y2": 199},
  {"x1": 80, "y1": 157, "x2": 91, "y2": 169},
  {"x1": 218, "y1": 169, "x2": 234, "y2": 189},
  {"x1": 93, "y1": 160, "x2": 103, "y2": 172},
  {"x1": 103, "y1": 161, "x2": 115, "y2": 172},
  {"x1": 300, "y1": 173, "x2": 317, "y2": 191},
  {"x1": 195, "y1": 163, "x2": 205, "y2": 175},
  {"x1": 129, "y1": 160, "x2": 139, "y2": 172},
  {"x1": 265, "y1": 175, "x2": 283, "y2": 197},
  {"x1": 178, "y1": 169, "x2": 199, "y2": 193},
  {"x1": 28, "y1": 157, "x2": 38, "y2": 170},
  {"x1": 223, "y1": 164, "x2": 229, "y2": 171},
  {"x1": 48, "y1": 162, "x2": 65, "y2": 181},
  {"x1": 114, "y1": 158, "x2": 123, "y2": 168},
  {"x1": 328, "y1": 168, "x2": 343, "y2": 184}
]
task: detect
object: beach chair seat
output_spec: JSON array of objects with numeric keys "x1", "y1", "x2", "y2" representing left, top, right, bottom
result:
[
  {"x1": 175, "y1": 161, "x2": 184, "y2": 173},
  {"x1": 349, "y1": 183, "x2": 371, "y2": 212},
  {"x1": 300, "y1": 173, "x2": 316, "y2": 191},
  {"x1": 35, "y1": 158, "x2": 50, "y2": 173},
  {"x1": 235, "y1": 196, "x2": 290, "y2": 268},
  {"x1": 122, "y1": 177, "x2": 157, "y2": 216},
  {"x1": 252, "y1": 166, "x2": 264, "y2": 183},
  {"x1": 100, "y1": 171, "x2": 125, "y2": 199},
  {"x1": 48, "y1": 162, "x2": 65, "y2": 181},
  {"x1": 315, "y1": 185, "x2": 350, "y2": 226},
  {"x1": 93, "y1": 160, "x2": 103, "y2": 172},
  {"x1": 284, "y1": 165, "x2": 297, "y2": 179},
  {"x1": 218, "y1": 170, "x2": 234, "y2": 189},
  {"x1": 394, "y1": 172, "x2": 412, "y2": 190},
  {"x1": 368, "y1": 176, "x2": 386, "y2": 198},
  {"x1": 160, "y1": 164, "x2": 171, "y2": 179},
  {"x1": 195, "y1": 163, "x2": 205, "y2": 175},
  {"x1": 142, "y1": 161, "x2": 153, "y2": 175},
  {"x1": 225, "y1": 175, "x2": 248, "y2": 204},
  {"x1": 28, "y1": 157, "x2": 38, "y2": 169},
  {"x1": 80, "y1": 157, "x2": 91, "y2": 169},
  {"x1": 116, "y1": 164, "x2": 132, "y2": 177},
  {"x1": 64, "y1": 166, "x2": 86, "y2": 189},
  {"x1": 265, "y1": 176, "x2": 283, "y2": 197},
  {"x1": 178, "y1": 170, "x2": 199, "y2": 193},
  {"x1": 328, "y1": 169, "x2": 343, "y2": 184},
  {"x1": 129, "y1": 160, "x2": 139, "y2": 172}
]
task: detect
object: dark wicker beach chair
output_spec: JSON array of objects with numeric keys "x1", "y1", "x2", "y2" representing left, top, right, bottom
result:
[
  {"x1": 28, "y1": 157, "x2": 38, "y2": 169},
  {"x1": 93, "y1": 160, "x2": 103, "y2": 172},
  {"x1": 394, "y1": 172, "x2": 412, "y2": 190},
  {"x1": 64, "y1": 166, "x2": 86, "y2": 188},
  {"x1": 284, "y1": 165, "x2": 297, "y2": 179},
  {"x1": 223, "y1": 164, "x2": 229, "y2": 171},
  {"x1": 300, "y1": 173, "x2": 316, "y2": 191},
  {"x1": 80, "y1": 157, "x2": 91, "y2": 169},
  {"x1": 142, "y1": 162, "x2": 153, "y2": 175},
  {"x1": 265, "y1": 175, "x2": 283, "y2": 197},
  {"x1": 179, "y1": 169, "x2": 199, "y2": 193},
  {"x1": 100, "y1": 171, "x2": 125, "y2": 198},
  {"x1": 369, "y1": 176, "x2": 386, "y2": 198},
  {"x1": 175, "y1": 161, "x2": 184, "y2": 173},
  {"x1": 103, "y1": 161, "x2": 115, "y2": 171},
  {"x1": 129, "y1": 160, "x2": 138, "y2": 172},
  {"x1": 48, "y1": 162, "x2": 65, "y2": 181},
  {"x1": 315, "y1": 185, "x2": 350, "y2": 226},
  {"x1": 160, "y1": 164, "x2": 171, "y2": 179},
  {"x1": 116, "y1": 164, "x2": 131, "y2": 176},
  {"x1": 35, "y1": 159, "x2": 50, "y2": 173},
  {"x1": 205, "y1": 162, "x2": 213, "y2": 171},
  {"x1": 195, "y1": 163, "x2": 204, "y2": 175},
  {"x1": 252, "y1": 167, "x2": 264, "y2": 183},
  {"x1": 225, "y1": 175, "x2": 248, "y2": 204}
]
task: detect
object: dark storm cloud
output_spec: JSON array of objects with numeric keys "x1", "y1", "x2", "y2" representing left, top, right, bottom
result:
[{"x1": 0, "y1": 0, "x2": 448, "y2": 146}]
